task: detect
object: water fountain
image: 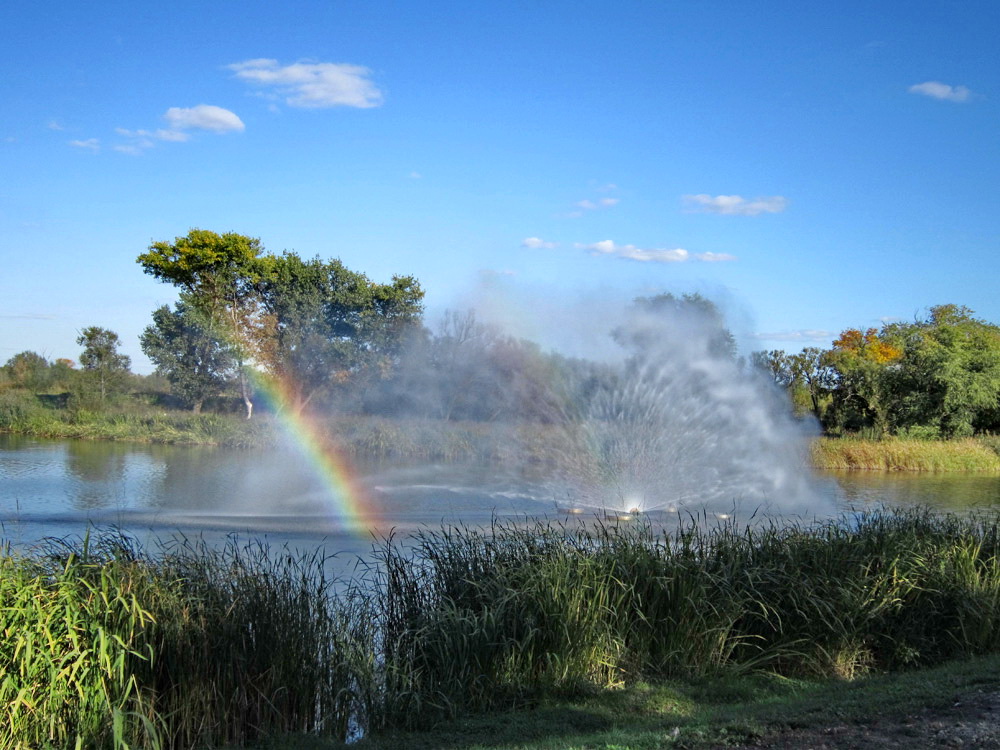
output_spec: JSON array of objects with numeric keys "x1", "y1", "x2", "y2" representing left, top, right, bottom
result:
[{"x1": 507, "y1": 293, "x2": 824, "y2": 520}]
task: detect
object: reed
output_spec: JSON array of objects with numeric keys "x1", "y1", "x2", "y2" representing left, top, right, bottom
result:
[
  {"x1": 371, "y1": 508, "x2": 1000, "y2": 727},
  {"x1": 6, "y1": 509, "x2": 1000, "y2": 745},
  {"x1": 0, "y1": 533, "x2": 372, "y2": 749},
  {"x1": 813, "y1": 437, "x2": 1000, "y2": 472}
]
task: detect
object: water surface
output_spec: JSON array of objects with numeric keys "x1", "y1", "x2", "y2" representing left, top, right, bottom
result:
[{"x1": 3, "y1": 434, "x2": 999, "y2": 553}]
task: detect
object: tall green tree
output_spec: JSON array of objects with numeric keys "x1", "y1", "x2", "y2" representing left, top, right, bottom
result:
[
  {"x1": 140, "y1": 298, "x2": 234, "y2": 413},
  {"x1": 139, "y1": 230, "x2": 425, "y2": 417},
  {"x1": 138, "y1": 230, "x2": 263, "y2": 417},
  {"x1": 76, "y1": 327, "x2": 131, "y2": 403},
  {"x1": 614, "y1": 293, "x2": 737, "y2": 363}
]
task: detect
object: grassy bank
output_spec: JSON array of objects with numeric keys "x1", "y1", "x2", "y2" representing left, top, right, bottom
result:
[
  {"x1": 0, "y1": 389, "x2": 273, "y2": 447},
  {"x1": 813, "y1": 436, "x2": 1000, "y2": 472},
  {"x1": 7, "y1": 508, "x2": 1000, "y2": 748}
]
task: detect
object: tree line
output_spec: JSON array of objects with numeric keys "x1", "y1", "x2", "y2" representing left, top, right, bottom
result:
[
  {"x1": 5, "y1": 228, "x2": 1000, "y2": 440},
  {"x1": 751, "y1": 304, "x2": 1000, "y2": 438}
]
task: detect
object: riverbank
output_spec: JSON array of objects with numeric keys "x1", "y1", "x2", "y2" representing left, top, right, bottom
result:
[{"x1": 6, "y1": 509, "x2": 1000, "y2": 748}]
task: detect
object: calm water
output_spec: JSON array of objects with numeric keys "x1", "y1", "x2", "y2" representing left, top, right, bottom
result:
[{"x1": 3, "y1": 433, "x2": 1000, "y2": 554}]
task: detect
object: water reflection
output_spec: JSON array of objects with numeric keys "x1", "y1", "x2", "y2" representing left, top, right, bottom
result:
[{"x1": 833, "y1": 471, "x2": 1000, "y2": 511}]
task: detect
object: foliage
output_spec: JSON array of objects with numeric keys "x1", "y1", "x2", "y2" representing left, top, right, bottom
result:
[
  {"x1": 140, "y1": 297, "x2": 235, "y2": 413},
  {"x1": 2, "y1": 350, "x2": 53, "y2": 392},
  {"x1": 615, "y1": 292, "x2": 737, "y2": 362},
  {"x1": 812, "y1": 436, "x2": 1000, "y2": 472},
  {"x1": 756, "y1": 304, "x2": 1000, "y2": 438},
  {"x1": 252, "y1": 252, "x2": 424, "y2": 413},
  {"x1": 139, "y1": 229, "x2": 265, "y2": 417},
  {"x1": 139, "y1": 230, "x2": 424, "y2": 417},
  {"x1": 0, "y1": 534, "x2": 368, "y2": 749},
  {"x1": 76, "y1": 327, "x2": 132, "y2": 404}
]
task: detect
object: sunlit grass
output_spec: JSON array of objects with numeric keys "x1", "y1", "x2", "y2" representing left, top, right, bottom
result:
[{"x1": 813, "y1": 436, "x2": 1000, "y2": 472}]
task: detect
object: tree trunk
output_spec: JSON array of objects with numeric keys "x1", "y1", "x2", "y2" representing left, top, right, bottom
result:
[
  {"x1": 239, "y1": 368, "x2": 253, "y2": 419},
  {"x1": 192, "y1": 400, "x2": 203, "y2": 414}
]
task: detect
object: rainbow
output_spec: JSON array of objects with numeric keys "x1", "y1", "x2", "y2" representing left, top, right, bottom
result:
[{"x1": 250, "y1": 371, "x2": 377, "y2": 534}]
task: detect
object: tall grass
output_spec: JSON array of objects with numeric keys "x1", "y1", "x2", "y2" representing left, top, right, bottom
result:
[
  {"x1": 813, "y1": 436, "x2": 1000, "y2": 471},
  {"x1": 373, "y1": 509, "x2": 1000, "y2": 727},
  {"x1": 6, "y1": 509, "x2": 1000, "y2": 745},
  {"x1": 0, "y1": 533, "x2": 372, "y2": 749}
]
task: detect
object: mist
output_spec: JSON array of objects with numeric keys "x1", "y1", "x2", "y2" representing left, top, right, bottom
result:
[{"x1": 362, "y1": 285, "x2": 828, "y2": 518}]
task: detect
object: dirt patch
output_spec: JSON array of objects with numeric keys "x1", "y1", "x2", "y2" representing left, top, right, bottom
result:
[{"x1": 725, "y1": 688, "x2": 1000, "y2": 749}]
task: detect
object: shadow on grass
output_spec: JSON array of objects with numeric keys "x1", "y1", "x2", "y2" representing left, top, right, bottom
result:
[{"x1": 281, "y1": 657, "x2": 1000, "y2": 750}]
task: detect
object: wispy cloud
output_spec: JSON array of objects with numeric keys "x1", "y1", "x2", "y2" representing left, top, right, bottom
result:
[
  {"x1": 565, "y1": 191, "x2": 620, "y2": 218},
  {"x1": 695, "y1": 251, "x2": 738, "y2": 262},
  {"x1": 69, "y1": 138, "x2": 100, "y2": 152},
  {"x1": 908, "y1": 81, "x2": 972, "y2": 102},
  {"x1": 575, "y1": 240, "x2": 738, "y2": 264},
  {"x1": 521, "y1": 237, "x2": 558, "y2": 249},
  {"x1": 751, "y1": 329, "x2": 834, "y2": 343},
  {"x1": 47, "y1": 120, "x2": 65, "y2": 131},
  {"x1": 113, "y1": 105, "x2": 244, "y2": 154},
  {"x1": 682, "y1": 194, "x2": 788, "y2": 216},
  {"x1": 228, "y1": 58, "x2": 383, "y2": 109}
]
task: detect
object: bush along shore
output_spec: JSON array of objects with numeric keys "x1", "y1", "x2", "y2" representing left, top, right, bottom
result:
[{"x1": 7, "y1": 508, "x2": 1000, "y2": 748}]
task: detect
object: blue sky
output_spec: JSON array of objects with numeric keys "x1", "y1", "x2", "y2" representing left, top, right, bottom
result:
[{"x1": 2, "y1": 1, "x2": 997, "y2": 372}]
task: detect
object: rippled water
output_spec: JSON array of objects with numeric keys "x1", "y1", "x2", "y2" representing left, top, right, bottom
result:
[{"x1": 3, "y1": 434, "x2": 999, "y2": 553}]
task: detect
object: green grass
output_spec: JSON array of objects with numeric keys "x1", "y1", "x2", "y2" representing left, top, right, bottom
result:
[{"x1": 330, "y1": 653, "x2": 1000, "y2": 750}]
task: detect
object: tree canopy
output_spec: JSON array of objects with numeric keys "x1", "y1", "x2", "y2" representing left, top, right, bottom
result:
[
  {"x1": 76, "y1": 327, "x2": 131, "y2": 402},
  {"x1": 138, "y1": 229, "x2": 424, "y2": 415},
  {"x1": 753, "y1": 304, "x2": 1000, "y2": 438}
]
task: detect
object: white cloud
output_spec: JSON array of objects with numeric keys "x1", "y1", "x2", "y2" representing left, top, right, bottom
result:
[
  {"x1": 409, "y1": 171, "x2": 422, "y2": 179},
  {"x1": 574, "y1": 240, "x2": 738, "y2": 264},
  {"x1": 47, "y1": 120, "x2": 64, "y2": 131},
  {"x1": 69, "y1": 138, "x2": 100, "y2": 151},
  {"x1": 113, "y1": 143, "x2": 147, "y2": 156},
  {"x1": 683, "y1": 194, "x2": 788, "y2": 216},
  {"x1": 112, "y1": 105, "x2": 243, "y2": 155},
  {"x1": 521, "y1": 237, "x2": 558, "y2": 249},
  {"x1": 163, "y1": 105, "x2": 245, "y2": 133},
  {"x1": 228, "y1": 58, "x2": 383, "y2": 108},
  {"x1": 0, "y1": 313, "x2": 57, "y2": 320},
  {"x1": 577, "y1": 240, "x2": 689, "y2": 263},
  {"x1": 908, "y1": 81, "x2": 971, "y2": 102}
]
